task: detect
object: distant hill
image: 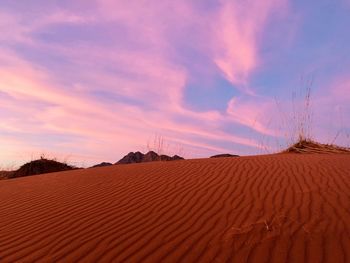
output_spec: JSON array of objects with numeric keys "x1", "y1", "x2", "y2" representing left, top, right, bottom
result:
[
  {"x1": 210, "y1": 154, "x2": 239, "y2": 158},
  {"x1": 9, "y1": 158, "x2": 75, "y2": 179},
  {"x1": 90, "y1": 162, "x2": 113, "y2": 168},
  {"x1": 116, "y1": 151, "x2": 184, "y2": 164}
]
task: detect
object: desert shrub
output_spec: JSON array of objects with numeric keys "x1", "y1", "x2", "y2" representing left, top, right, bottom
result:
[{"x1": 10, "y1": 157, "x2": 75, "y2": 178}]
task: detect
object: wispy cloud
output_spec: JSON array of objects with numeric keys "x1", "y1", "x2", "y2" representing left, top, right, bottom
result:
[{"x1": 213, "y1": 0, "x2": 288, "y2": 91}]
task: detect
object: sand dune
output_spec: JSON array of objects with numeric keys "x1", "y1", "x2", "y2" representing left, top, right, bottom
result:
[{"x1": 0, "y1": 154, "x2": 349, "y2": 262}]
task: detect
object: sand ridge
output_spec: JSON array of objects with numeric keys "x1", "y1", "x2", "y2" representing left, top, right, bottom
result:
[{"x1": 0, "y1": 154, "x2": 349, "y2": 262}]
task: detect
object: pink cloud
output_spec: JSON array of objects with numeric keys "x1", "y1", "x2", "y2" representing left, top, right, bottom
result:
[
  {"x1": 0, "y1": 7, "x2": 93, "y2": 49},
  {"x1": 213, "y1": 0, "x2": 288, "y2": 91},
  {"x1": 226, "y1": 96, "x2": 280, "y2": 136},
  {"x1": 42, "y1": 11, "x2": 93, "y2": 25},
  {"x1": 0, "y1": 12, "x2": 32, "y2": 44},
  {"x1": 0, "y1": 44, "x2": 261, "y2": 166},
  {"x1": 0, "y1": 1, "x2": 297, "y2": 167}
]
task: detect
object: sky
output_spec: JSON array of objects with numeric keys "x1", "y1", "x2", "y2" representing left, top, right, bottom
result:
[{"x1": 0, "y1": 0, "x2": 349, "y2": 167}]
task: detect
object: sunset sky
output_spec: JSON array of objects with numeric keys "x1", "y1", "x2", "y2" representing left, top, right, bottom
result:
[{"x1": 1, "y1": 0, "x2": 349, "y2": 167}]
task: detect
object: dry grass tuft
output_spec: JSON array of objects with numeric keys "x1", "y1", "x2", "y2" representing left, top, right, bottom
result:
[
  {"x1": 283, "y1": 138, "x2": 350, "y2": 154},
  {"x1": 146, "y1": 134, "x2": 186, "y2": 158},
  {"x1": 278, "y1": 77, "x2": 350, "y2": 154}
]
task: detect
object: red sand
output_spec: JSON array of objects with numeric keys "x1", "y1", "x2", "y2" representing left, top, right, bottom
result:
[{"x1": 0, "y1": 154, "x2": 349, "y2": 262}]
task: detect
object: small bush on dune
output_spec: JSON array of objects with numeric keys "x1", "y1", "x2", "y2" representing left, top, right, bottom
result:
[
  {"x1": 279, "y1": 78, "x2": 350, "y2": 154},
  {"x1": 276, "y1": 78, "x2": 313, "y2": 147},
  {"x1": 283, "y1": 138, "x2": 350, "y2": 154},
  {"x1": 10, "y1": 157, "x2": 75, "y2": 179}
]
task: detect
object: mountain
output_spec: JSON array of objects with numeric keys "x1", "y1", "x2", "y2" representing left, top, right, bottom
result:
[{"x1": 116, "y1": 151, "x2": 184, "y2": 164}]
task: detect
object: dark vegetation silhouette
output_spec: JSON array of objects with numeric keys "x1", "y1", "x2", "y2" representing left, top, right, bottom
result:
[{"x1": 8, "y1": 157, "x2": 75, "y2": 179}]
